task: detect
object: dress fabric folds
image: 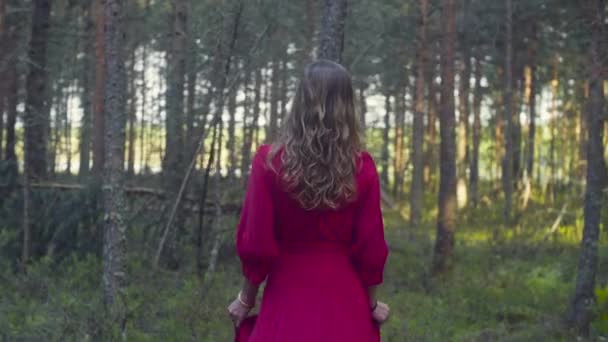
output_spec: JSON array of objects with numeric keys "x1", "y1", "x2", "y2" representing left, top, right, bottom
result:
[{"x1": 235, "y1": 145, "x2": 389, "y2": 342}]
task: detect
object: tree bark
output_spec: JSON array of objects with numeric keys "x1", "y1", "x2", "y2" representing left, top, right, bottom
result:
[
  {"x1": 567, "y1": 0, "x2": 607, "y2": 335},
  {"x1": 432, "y1": 0, "x2": 457, "y2": 274},
  {"x1": 102, "y1": 0, "x2": 127, "y2": 329},
  {"x1": 161, "y1": 0, "x2": 189, "y2": 269},
  {"x1": 127, "y1": 50, "x2": 137, "y2": 177},
  {"x1": 410, "y1": 0, "x2": 428, "y2": 226},
  {"x1": 318, "y1": 0, "x2": 347, "y2": 62},
  {"x1": 22, "y1": 0, "x2": 52, "y2": 267},
  {"x1": 24, "y1": 0, "x2": 52, "y2": 181}
]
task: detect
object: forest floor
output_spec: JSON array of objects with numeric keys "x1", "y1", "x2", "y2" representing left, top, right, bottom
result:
[{"x1": 1, "y1": 191, "x2": 607, "y2": 341}]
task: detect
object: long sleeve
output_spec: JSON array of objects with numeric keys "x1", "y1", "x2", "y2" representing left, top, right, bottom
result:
[
  {"x1": 351, "y1": 155, "x2": 389, "y2": 286},
  {"x1": 236, "y1": 146, "x2": 279, "y2": 285}
]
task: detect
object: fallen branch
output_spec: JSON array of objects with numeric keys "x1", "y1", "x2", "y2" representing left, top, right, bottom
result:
[{"x1": 543, "y1": 203, "x2": 568, "y2": 241}]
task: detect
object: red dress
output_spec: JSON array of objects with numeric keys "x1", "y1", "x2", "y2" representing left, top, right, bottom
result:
[{"x1": 236, "y1": 145, "x2": 389, "y2": 342}]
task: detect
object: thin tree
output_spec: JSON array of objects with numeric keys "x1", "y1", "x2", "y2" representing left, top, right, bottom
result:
[
  {"x1": 91, "y1": 0, "x2": 105, "y2": 176},
  {"x1": 469, "y1": 54, "x2": 482, "y2": 208},
  {"x1": 502, "y1": 0, "x2": 514, "y2": 223},
  {"x1": 410, "y1": 0, "x2": 428, "y2": 226},
  {"x1": 567, "y1": 0, "x2": 606, "y2": 335},
  {"x1": 0, "y1": 0, "x2": 5, "y2": 160},
  {"x1": 432, "y1": 0, "x2": 457, "y2": 274},
  {"x1": 318, "y1": 0, "x2": 347, "y2": 62},
  {"x1": 457, "y1": 0, "x2": 470, "y2": 209},
  {"x1": 102, "y1": 0, "x2": 128, "y2": 332},
  {"x1": 79, "y1": 2, "x2": 93, "y2": 178}
]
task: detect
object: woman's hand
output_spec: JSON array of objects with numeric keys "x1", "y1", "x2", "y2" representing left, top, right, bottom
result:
[
  {"x1": 227, "y1": 295, "x2": 252, "y2": 328},
  {"x1": 372, "y1": 301, "x2": 390, "y2": 325}
]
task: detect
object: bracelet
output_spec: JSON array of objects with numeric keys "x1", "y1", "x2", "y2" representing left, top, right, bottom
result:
[
  {"x1": 238, "y1": 291, "x2": 254, "y2": 309},
  {"x1": 370, "y1": 300, "x2": 378, "y2": 312}
]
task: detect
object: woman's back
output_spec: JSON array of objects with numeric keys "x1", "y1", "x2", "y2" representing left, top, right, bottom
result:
[
  {"x1": 230, "y1": 60, "x2": 389, "y2": 341},
  {"x1": 236, "y1": 145, "x2": 387, "y2": 341}
]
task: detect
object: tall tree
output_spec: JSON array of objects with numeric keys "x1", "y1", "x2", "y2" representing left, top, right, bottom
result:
[
  {"x1": 410, "y1": 0, "x2": 428, "y2": 226},
  {"x1": 502, "y1": 0, "x2": 514, "y2": 223},
  {"x1": 469, "y1": 54, "x2": 482, "y2": 208},
  {"x1": 161, "y1": 0, "x2": 189, "y2": 269},
  {"x1": 79, "y1": 3, "x2": 93, "y2": 178},
  {"x1": 381, "y1": 93, "x2": 391, "y2": 186},
  {"x1": 24, "y1": 0, "x2": 51, "y2": 181},
  {"x1": 567, "y1": 0, "x2": 606, "y2": 335},
  {"x1": 22, "y1": 0, "x2": 51, "y2": 267},
  {"x1": 457, "y1": 0, "x2": 470, "y2": 209},
  {"x1": 102, "y1": 0, "x2": 127, "y2": 329},
  {"x1": 525, "y1": 22, "x2": 538, "y2": 180},
  {"x1": 318, "y1": 0, "x2": 347, "y2": 62},
  {"x1": 432, "y1": 0, "x2": 457, "y2": 274},
  {"x1": 91, "y1": 0, "x2": 105, "y2": 176}
]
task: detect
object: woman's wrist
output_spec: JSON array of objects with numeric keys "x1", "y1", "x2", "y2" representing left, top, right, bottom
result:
[{"x1": 237, "y1": 290, "x2": 255, "y2": 309}]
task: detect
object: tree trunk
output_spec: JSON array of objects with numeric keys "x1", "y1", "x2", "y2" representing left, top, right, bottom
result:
[
  {"x1": 227, "y1": 65, "x2": 237, "y2": 181},
  {"x1": 470, "y1": 55, "x2": 482, "y2": 208},
  {"x1": 318, "y1": 0, "x2": 347, "y2": 62},
  {"x1": 393, "y1": 89, "x2": 406, "y2": 200},
  {"x1": 4, "y1": 63, "x2": 17, "y2": 163},
  {"x1": 457, "y1": 36, "x2": 470, "y2": 209},
  {"x1": 567, "y1": 0, "x2": 606, "y2": 336},
  {"x1": 502, "y1": 0, "x2": 514, "y2": 223},
  {"x1": 381, "y1": 93, "x2": 391, "y2": 187},
  {"x1": 303, "y1": 0, "x2": 316, "y2": 63},
  {"x1": 139, "y1": 43, "x2": 148, "y2": 172},
  {"x1": 161, "y1": 0, "x2": 189, "y2": 269},
  {"x1": 549, "y1": 58, "x2": 559, "y2": 203},
  {"x1": 267, "y1": 57, "x2": 280, "y2": 142},
  {"x1": 432, "y1": 0, "x2": 457, "y2": 274},
  {"x1": 241, "y1": 67, "x2": 260, "y2": 186},
  {"x1": 204, "y1": 0, "x2": 243, "y2": 279},
  {"x1": 410, "y1": 0, "x2": 428, "y2": 226},
  {"x1": 525, "y1": 23, "x2": 538, "y2": 180},
  {"x1": 358, "y1": 82, "x2": 367, "y2": 130},
  {"x1": 92, "y1": 0, "x2": 106, "y2": 177},
  {"x1": 79, "y1": 5, "x2": 93, "y2": 178},
  {"x1": 21, "y1": 0, "x2": 51, "y2": 267},
  {"x1": 127, "y1": 50, "x2": 136, "y2": 177},
  {"x1": 424, "y1": 58, "x2": 439, "y2": 187},
  {"x1": 24, "y1": 0, "x2": 51, "y2": 181},
  {"x1": 0, "y1": 0, "x2": 5, "y2": 161},
  {"x1": 102, "y1": 0, "x2": 128, "y2": 330}
]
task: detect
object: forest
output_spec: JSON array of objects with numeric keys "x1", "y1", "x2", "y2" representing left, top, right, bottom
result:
[{"x1": 0, "y1": 0, "x2": 607, "y2": 340}]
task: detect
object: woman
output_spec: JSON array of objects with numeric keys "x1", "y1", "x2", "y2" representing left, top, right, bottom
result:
[{"x1": 227, "y1": 60, "x2": 390, "y2": 341}]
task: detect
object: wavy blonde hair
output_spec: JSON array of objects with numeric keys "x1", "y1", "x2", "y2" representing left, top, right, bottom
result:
[{"x1": 269, "y1": 60, "x2": 362, "y2": 210}]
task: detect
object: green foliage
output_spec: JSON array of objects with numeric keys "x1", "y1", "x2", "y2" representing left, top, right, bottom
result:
[{"x1": 1, "y1": 188, "x2": 604, "y2": 341}]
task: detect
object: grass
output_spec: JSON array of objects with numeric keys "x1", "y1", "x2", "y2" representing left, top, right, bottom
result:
[{"x1": 0, "y1": 188, "x2": 606, "y2": 341}]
